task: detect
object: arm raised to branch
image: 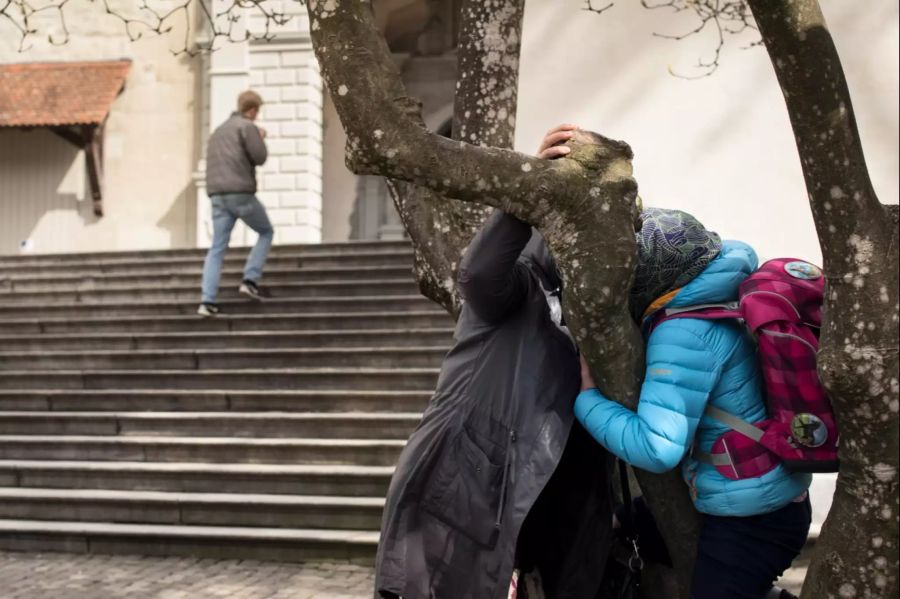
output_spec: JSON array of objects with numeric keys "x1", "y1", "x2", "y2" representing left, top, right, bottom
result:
[{"x1": 307, "y1": 2, "x2": 647, "y2": 397}]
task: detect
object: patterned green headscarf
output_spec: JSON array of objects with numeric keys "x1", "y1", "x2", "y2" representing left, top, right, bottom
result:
[{"x1": 629, "y1": 208, "x2": 723, "y2": 321}]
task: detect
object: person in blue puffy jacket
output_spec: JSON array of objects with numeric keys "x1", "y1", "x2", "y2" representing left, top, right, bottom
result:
[{"x1": 576, "y1": 208, "x2": 812, "y2": 599}]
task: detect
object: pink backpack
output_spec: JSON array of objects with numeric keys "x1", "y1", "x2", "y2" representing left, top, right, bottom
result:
[{"x1": 652, "y1": 258, "x2": 839, "y2": 480}]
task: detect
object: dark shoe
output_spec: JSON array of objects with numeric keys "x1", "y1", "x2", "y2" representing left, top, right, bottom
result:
[
  {"x1": 197, "y1": 303, "x2": 221, "y2": 318},
  {"x1": 238, "y1": 279, "x2": 270, "y2": 301}
]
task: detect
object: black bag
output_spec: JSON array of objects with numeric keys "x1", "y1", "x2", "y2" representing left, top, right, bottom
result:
[
  {"x1": 598, "y1": 461, "x2": 675, "y2": 599},
  {"x1": 596, "y1": 460, "x2": 644, "y2": 599}
]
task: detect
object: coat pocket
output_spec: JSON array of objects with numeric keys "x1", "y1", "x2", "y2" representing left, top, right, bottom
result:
[{"x1": 421, "y1": 427, "x2": 507, "y2": 548}]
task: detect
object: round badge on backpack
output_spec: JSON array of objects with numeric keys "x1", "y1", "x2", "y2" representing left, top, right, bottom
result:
[
  {"x1": 791, "y1": 413, "x2": 828, "y2": 447},
  {"x1": 784, "y1": 261, "x2": 823, "y2": 280}
]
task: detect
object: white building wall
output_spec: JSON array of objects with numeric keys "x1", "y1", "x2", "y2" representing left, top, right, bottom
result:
[{"x1": 249, "y1": 40, "x2": 324, "y2": 245}]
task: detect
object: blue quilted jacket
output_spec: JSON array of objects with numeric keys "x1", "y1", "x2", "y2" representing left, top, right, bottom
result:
[{"x1": 575, "y1": 241, "x2": 811, "y2": 517}]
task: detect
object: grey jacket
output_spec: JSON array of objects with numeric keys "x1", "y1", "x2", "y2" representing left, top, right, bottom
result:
[
  {"x1": 374, "y1": 211, "x2": 614, "y2": 599},
  {"x1": 205, "y1": 112, "x2": 268, "y2": 196}
]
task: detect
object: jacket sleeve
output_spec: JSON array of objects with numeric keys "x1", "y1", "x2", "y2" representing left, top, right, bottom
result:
[
  {"x1": 457, "y1": 210, "x2": 533, "y2": 323},
  {"x1": 574, "y1": 321, "x2": 723, "y2": 473},
  {"x1": 241, "y1": 123, "x2": 268, "y2": 166}
]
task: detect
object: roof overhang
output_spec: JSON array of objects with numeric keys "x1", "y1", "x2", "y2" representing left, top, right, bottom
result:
[{"x1": 0, "y1": 60, "x2": 131, "y2": 216}]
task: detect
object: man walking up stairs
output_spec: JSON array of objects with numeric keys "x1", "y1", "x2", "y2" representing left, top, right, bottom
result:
[
  {"x1": 0, "y1": 242, "x2": 451, "y2": 563},
  {"x1": 200, "y1": 90, "x2": 274, "y2": 317}
]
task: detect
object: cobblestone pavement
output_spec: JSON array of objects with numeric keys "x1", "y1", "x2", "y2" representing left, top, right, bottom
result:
[
  {"x1": 0, "y1": 553, "x2": 376, "y2": 599},
  {"x1": 0, "y1": 551, "x2": 807, "y2": 598}
]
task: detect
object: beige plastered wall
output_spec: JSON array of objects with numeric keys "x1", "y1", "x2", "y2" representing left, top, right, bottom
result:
[{"x1": 0, "y1": 3, "x2": 201, "y2": 254}]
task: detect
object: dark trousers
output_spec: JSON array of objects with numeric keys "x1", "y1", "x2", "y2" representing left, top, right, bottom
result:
[{"x1": 691, "y1": 498, "x2": 811, "y2": 599}]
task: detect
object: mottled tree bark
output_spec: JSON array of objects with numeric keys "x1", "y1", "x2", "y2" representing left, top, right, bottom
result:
[
  {"x1": 387, "y1": 0, "x2": 525, "y2": 316},
  {"x1": 747, "y1": 1, "x2": 900, "y2": 598}
]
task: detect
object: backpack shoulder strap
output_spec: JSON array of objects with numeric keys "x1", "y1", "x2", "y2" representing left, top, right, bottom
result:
[
  {"x1": 704, "y1": 404, "x2": 764, "y2": 442},
  {"x1": 663, "y1": 301, "x2": 740, "y2": 318},
  {"x1": 646, "y1": 302, "x2": 742, "y2": 337}
]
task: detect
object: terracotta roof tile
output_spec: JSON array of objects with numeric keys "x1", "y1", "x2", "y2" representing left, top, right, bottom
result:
[{"x1": 0, "y1": 60, "x2": 131, "y2": 128}]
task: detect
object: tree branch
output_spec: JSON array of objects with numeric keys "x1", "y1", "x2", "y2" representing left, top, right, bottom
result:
[
  {"x1": 642, "y1": 0, "x2": 758, "y2": 77},
  {"x1": 389, "y1": 0, "x2": 526, "y2": 316},
  {"x1": 747, "y1": 1, "x2": 899, "y2": 597}
]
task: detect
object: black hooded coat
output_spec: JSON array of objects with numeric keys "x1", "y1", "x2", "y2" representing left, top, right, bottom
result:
[{"x1": 374, "y1": 211, "x2": 614, "y2": 599}]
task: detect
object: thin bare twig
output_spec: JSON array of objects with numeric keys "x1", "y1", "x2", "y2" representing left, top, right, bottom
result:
[
  {"x1": 583, "y1": 0, "x2": 614, "y2": 15},
  {"x1": 642, "y1": 0, "x2": 758, "y2": 77},
  {"x1": 0, "y1": 0, "x2": 302, "y2": 55}
]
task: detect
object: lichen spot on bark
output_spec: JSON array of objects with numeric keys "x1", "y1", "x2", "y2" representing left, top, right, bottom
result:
[
  {"x1": 872, "y1": 463, "x2": 897, "y2": 483},
  {"x1": 848, "y1": 234, "x2": 875, "y2": 266},
  {"x1": 337, "y1": 85, "x2": 349, "y2": 96},
  {"x1": 321, "y1": 0, "x2": 337, "y2": 18},
  {"x1": 839, "y1": 583, "x2": 857, "y2": 598},
  {"x1": 521, "y1": 163, "x2": 532, "y2": 172},
  {"x1": 604, "y1": 158, "x2": 634, "y2": 182}
]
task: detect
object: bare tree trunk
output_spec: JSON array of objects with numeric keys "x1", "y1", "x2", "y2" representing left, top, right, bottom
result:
[
  {"x1": 747, "y1": 1, "x2": 900, "y2": 597},
  {"x1": 387, "y1": 0, "x2": 525, "y2": 316}
]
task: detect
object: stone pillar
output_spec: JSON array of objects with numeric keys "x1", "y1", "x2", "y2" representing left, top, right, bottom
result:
[
  {"x1": 247, "y1": 2, "x2": 323, "y2": 245},
  {"x1": 249, "y1": 37, "x2": 323, "y2": 244}
]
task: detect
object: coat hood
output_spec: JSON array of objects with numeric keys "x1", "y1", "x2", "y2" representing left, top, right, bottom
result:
[{"x1": 667, "y1": 240, "x2": 759, "y2": 308}]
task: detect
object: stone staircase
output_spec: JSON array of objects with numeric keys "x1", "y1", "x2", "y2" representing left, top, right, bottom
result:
[{"x1": 0, "y1": 242, "x2": 452, "y2": 563}]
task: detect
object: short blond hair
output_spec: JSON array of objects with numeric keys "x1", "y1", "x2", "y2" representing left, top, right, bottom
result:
[{"x1": 238, "y1": 90, "x2": 263, "y2": 114}]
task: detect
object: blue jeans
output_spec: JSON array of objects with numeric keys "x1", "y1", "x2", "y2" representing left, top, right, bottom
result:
[
  {"x1": 201, "y1": 193, "x2": 274, "y2": 303},
  {"x1": 691, "y1": 497, "x2": 811, "y2": 599}
]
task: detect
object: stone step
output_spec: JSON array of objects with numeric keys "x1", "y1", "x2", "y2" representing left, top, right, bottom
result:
[
  {"x1": 0, "y1": 250, "x2": 414, "y2": 276},
  {"x1": 0, "y1": 488, "x2": 385, "y2": 531},
  {"x1": 0, "y1": 436, "x2": 405, "y2": 466},
  {"x1": 0, "y1": 368, "x2": 440, "y2": 391},
  {"x1": 0, "y1": 412, "x2": 422, "y2": 439},
  {"x1": 0, "y1": 390, "x2": 431, "y2": 413},
  {"x1": 0, "y1": 266, "x2": 414, "y2": 292},
  {"x1": 0, "y1": 461, "x2": 394, "y2": 497},
  {"x1": 0, "y1": 295, "x2": 436, "y2": 319},
  {"x1": 0, "y1": 347, "x2": 447, "y2": 371},
  {"x1": 0, "y1": 329, "x2": 454, "y2": 351},
  {"x1": 0, "y1": 519, "x2": 379, "y2": 563},
  {"x1": 0, "y1": 241, "x2": 411, "y2": 266},
  {"x1": 0, "y1": 279, "x2": 418, "y2": 304},
  {"x1": 0, "y1": 310, "x2": 452, "y2": 335}
]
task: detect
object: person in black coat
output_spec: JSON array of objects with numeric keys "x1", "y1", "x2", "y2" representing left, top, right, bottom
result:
[{"x1": 374, "y1": 182, "x2": 615, "y2": 597}]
